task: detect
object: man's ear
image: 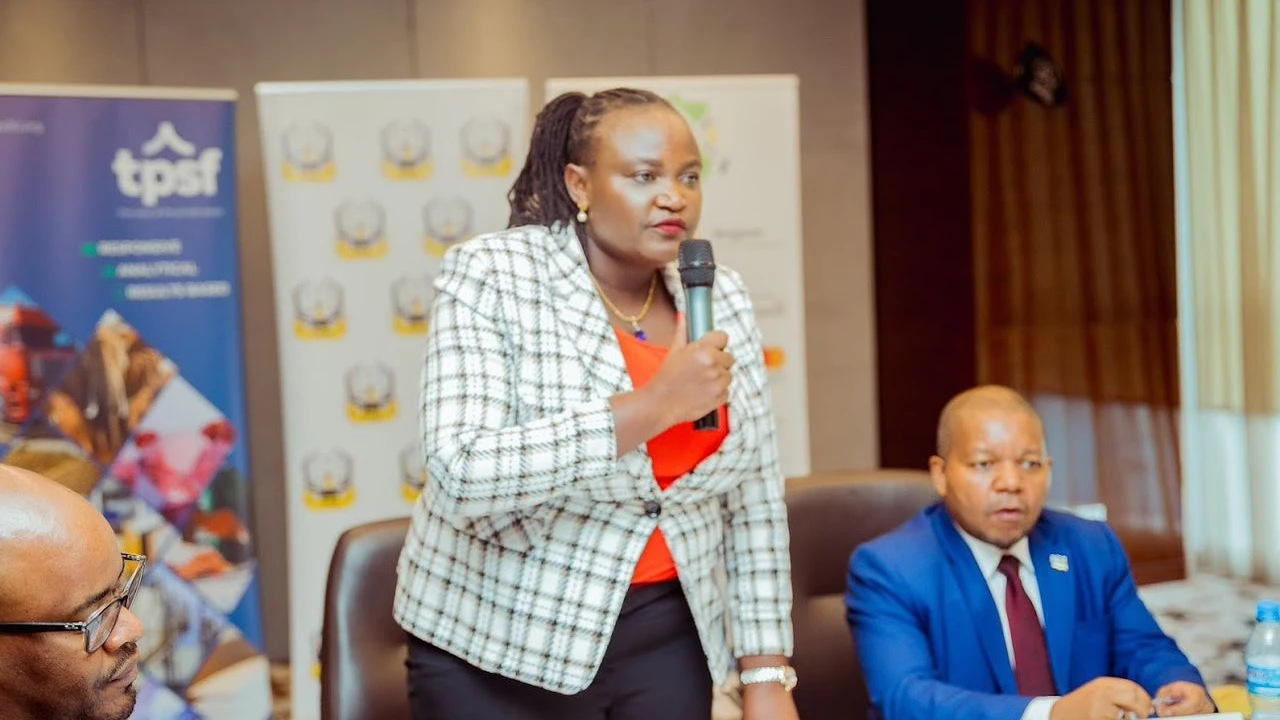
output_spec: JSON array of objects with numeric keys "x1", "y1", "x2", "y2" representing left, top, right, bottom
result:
[
  {"x1": 564, "y1": 163, "x2": 589, "y2": 209},
  {"x1": 928, "y1": 455, "x2": 948, "y2": 497}
]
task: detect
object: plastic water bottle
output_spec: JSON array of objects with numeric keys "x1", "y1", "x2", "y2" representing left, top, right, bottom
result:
[{"x1": 1247, "y1": 599, "x2": 1280, "y2": 719}]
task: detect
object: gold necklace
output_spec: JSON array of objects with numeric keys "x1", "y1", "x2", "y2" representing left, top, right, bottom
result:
[{"x1": 591, "y1": 272, "x2": 658, "y2": 340}]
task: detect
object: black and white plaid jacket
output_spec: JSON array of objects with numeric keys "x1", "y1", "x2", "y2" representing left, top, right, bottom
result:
[{"x1": 393, "y1": 223, "x2": 793, "y2": 694}]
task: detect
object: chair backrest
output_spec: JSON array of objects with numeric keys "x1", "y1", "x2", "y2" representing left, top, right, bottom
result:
[
  {"x1": 785, "y1": 469, "x2": 938, "y2": 720},
  {"x1": 321, "y1": 516, "x2": 411, "y2": 720}
]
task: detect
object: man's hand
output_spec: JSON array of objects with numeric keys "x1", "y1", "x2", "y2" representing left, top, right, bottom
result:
[
  {"x1": 742, "y1": 682, "x2": 799, "y2": 720},
  {"x1": 1050, "y1": 677, "x2": 1152, "y2": 720},
  {"x1": 1153, "y1": 681, "x2": 1214, "y2": 716}
]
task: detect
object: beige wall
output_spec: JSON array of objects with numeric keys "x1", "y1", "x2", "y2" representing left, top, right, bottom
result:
[{"x1": 0, "y1": 0, "x2": 877, "y2": 660}]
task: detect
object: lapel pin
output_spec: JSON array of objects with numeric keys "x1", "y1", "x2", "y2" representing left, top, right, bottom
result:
[{"x1": 1049, "y1": 554, "x2": 1069, "y2": 572}]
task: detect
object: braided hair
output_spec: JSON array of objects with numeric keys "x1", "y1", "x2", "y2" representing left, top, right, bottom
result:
[{"x1": 507, "y1": 88, "x2": 674, "y2": 231}]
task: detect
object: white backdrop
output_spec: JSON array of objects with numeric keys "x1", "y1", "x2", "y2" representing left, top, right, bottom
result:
[
  {"x1": 546, "y1": 75, "x2": 811, "y2": 477},
  {"x1": 254, "y1": 78, "x2": 529, "y2": 720}
]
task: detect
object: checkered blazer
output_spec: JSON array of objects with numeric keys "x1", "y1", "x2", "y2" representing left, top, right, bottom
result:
[{"x1": 393, "y1": 223, "x2": 793, "y2": 694}]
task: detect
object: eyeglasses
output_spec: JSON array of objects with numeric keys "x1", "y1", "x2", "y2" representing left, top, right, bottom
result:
[{"x1": 0, "y1": 553, "x2": 146, "y2": 653}]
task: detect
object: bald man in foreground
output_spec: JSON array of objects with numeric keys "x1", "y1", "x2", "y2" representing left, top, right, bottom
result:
[
  {"x1": 845, "y1": 386, "x2": 1213, "y2": 720},
  {"x1": 0, "y1": 463, "x2": 146, "y2": 720}
]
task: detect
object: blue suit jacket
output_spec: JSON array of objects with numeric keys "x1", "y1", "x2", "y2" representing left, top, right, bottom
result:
[{"x1": 845, "y1": 504, "x2": 1206, "y2": 720}]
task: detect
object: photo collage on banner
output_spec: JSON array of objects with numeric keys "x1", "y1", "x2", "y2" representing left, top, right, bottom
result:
[
  {"x1": 546, "y1": 76, "x2": 811, "y2": 477},
  {"x1": 255, "y1": 78, "x2": 530, "y2": 720},
  {"x1": 0, "y1": 85, "x2": 271, "y2": 719}
]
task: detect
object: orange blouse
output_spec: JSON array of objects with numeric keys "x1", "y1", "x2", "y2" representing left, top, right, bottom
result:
[{"x1": 615, "y1": 328, "x2": 729, "y2": 585}]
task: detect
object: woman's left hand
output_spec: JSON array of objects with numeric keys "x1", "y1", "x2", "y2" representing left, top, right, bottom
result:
[{"x1": 742, "y1": 683, "x2": 800, "y2": 720}]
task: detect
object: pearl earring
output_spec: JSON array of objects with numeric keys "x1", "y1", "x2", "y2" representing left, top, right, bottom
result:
[{"x1": 576, "y1": 207, "x2": 588, "y2": 223}]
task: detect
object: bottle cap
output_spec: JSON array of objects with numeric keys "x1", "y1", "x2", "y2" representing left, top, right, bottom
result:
[{"x1": 1258, "y1": 599, "x2": 1280, "y2": 623}]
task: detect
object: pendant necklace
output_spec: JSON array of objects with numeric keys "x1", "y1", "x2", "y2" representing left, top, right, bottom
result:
[{"x1": 592, "y1": 273, "x2": 658, "y2": 341}]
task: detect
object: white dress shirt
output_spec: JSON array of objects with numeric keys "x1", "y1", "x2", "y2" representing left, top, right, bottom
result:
[{"x1": 955, "y1": 524, "x2": 1060, "y2": 720}]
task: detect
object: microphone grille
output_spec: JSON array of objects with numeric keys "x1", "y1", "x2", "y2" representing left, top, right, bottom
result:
[
  {"x1": 678, "y1": 238, "x2": 715, "y2": 269},
  {"x1": 678, "y1": 239, "x2": 715, "y2": 287}
]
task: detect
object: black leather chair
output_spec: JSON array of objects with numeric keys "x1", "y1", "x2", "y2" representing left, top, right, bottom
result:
[
  {"x1": 785, "y1": 469, "x2": 937, "y2": 720},
  {"x1": 320, "y1": 517, "x2": 411, "y2": 720}
]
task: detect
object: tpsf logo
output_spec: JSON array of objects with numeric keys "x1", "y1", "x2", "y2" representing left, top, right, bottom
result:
[{"x1": 112, "y1": 121, "x2": 223, "y2": 207}]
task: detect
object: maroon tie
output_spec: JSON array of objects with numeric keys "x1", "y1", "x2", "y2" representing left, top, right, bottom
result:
[{"x1": 996, "y1": 555, "x2": 1057, "y2": 696}]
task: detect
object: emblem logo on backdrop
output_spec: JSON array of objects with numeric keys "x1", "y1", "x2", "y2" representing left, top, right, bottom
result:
[
  {"x1": 281, "y1": 122, "x2": 336, "y2": 183},
  {"x1": 460, "y1": 116, "x2": 513, "y2": 178},
  {"x1": 301, "y1": 448, "x2": 355, "y2": 510},
  {"x1": 391, "y1": 276, "x2": 433, "y2": 336},
  {"x1": 291, "y1": 278, "x2": 346, "y2": 340},
  {"x1": 380, "y1": 119, "x2": 433, "y2": 181},
  {"x1": 400, "y1": 444, "x2": 428, "y2": 503},
  {"x1": 344, "y1": 363, "x2": 396, "y2": 423},
  {"x1": 335, "y1": 199, "x2": 388, "y2": 259},
  {"x1": 423, "y1": 196, "x2": 474, "y2": 257}
]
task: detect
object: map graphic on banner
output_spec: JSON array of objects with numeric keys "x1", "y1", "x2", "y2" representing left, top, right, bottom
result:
[
  {"x1": 546, "y1": 75, "x2": 811, "y2": 477},
  {"x1": 0, "y1": 85, "x2": 271, "y2": 719},
  {"x1": 255, "y1": 78, "x2": 530, "y2": 720}
]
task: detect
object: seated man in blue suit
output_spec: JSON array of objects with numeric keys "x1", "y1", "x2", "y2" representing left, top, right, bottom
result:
[{"x1": 845, "y1": 385, "x2": 1213, "y2": 720}]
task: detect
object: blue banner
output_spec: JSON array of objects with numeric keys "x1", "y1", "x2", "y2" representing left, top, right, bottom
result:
[{"x1": 0, "y1": 88, "x2": 271, "y2": 719}]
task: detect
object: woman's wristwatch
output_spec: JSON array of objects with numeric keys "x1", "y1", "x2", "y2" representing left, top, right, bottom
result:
[{"x1": 739, "y1": 665, "x2": 798, "y2": 692}]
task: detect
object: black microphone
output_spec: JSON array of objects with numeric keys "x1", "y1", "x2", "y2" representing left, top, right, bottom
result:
[{"x1": 678, "y1": 238, "x2": 720, "y2": 432}]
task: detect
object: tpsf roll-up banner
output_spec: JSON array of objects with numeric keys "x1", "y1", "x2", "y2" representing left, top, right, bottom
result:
[
  {"x1": 254, "y1": 78, "x2": 530, "y2": 720},
  {"x1": 545, "y1": 75, "x2": 811, "y2": 477},
  {"x1": 0, "y1": 84, "x2": 271, "y2": 719}
]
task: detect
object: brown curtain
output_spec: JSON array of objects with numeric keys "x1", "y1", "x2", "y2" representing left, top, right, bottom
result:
[{"x1": 967, "y1": 0, "x2": 1180, "y2": 537}]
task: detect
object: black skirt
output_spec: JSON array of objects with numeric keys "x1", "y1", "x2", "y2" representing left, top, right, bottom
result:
[{"x1": 406, "y1": 580, "x2": 713, "y2": 720}]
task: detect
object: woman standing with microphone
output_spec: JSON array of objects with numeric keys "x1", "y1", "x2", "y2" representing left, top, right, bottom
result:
[{"x1": 394, "y1": 87, "x2": 798, "y2": 720}]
